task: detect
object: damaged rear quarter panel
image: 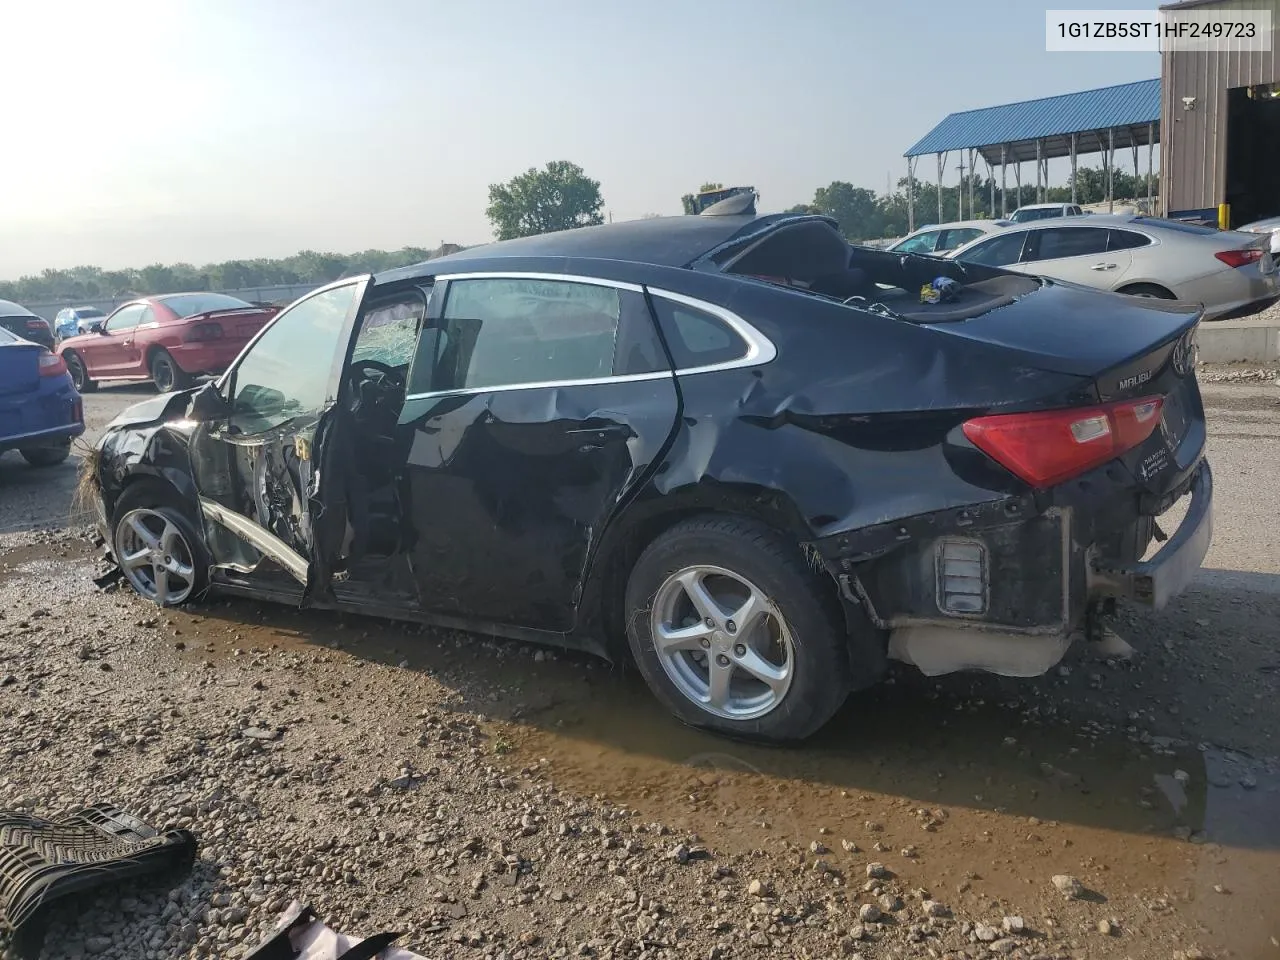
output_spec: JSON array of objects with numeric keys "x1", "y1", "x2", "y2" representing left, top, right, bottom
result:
[{"x1": 628, "y1": 275, "x2": 1093, "y2": 546}]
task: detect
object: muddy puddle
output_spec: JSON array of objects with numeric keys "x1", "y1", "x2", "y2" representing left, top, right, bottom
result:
[{"x1": 499, "y1": 673, "x2": 1280, "y2": 955}]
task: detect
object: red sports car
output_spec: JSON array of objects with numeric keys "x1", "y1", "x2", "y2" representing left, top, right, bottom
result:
[{"x1": 56, "y1": 293, "x2": 281, "y2": 393}]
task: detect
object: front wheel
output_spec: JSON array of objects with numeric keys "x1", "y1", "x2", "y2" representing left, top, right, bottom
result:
[
  {"x1": 624, "y1": 515, "x2": 852, "y2": 741},
  {"x1": 111, "y1": 481, "x2": 209, "y2": 607},
  {"x1": 20, "y1": 442, "x2": 72, "y2": 467},
  {"x1": 150, "y1": 349, "x2": 192, "y2": 393},
  {"x1": 64, "y1": 352, "x2": 97, "y2": 393}
]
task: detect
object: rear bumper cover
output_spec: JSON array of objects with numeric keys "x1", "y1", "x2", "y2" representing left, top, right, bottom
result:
[
  {"x1": 1088, "y1": 460, "x2": 1212, "y2": 609},
  {"x1": 822, "y1": 460, "x2": 1212, "y2": 678},
  {"x1": 0, "y1": 420, "x2": 85, "y2": 453}
]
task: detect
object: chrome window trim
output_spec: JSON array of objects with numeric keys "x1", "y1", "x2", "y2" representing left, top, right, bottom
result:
[
  {"x1": 401, "y1": 273, "x2": 776, "y2": 402},
  {"x1": 433, "y1": 271, "x2": 644, "y2": 293}
]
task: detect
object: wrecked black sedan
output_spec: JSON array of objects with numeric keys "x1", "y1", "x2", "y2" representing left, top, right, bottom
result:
[{"x1": 84, "y1": 211, "x2": 1212, "y2": 741}]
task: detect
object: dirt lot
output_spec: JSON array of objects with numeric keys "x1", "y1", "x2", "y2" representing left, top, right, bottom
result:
[{"x1": 0, "y1": 371, "x2": 1277, "y2": 960}]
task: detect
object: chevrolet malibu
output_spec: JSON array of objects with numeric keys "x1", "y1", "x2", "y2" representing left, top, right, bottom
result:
[{"x1": 82, "y1": 212, "x2": 1212, "y2": 741}]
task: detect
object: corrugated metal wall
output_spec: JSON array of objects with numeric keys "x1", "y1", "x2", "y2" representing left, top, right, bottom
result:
[{"x1": 1162, "y1": 0, "x2": 1280, "y2": 215}]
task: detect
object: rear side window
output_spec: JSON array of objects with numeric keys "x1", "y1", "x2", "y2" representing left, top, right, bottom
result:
[
  {"x1": 1108, "y1": 229, "x2": 1152, "y2": 251},
  {"x1": 650, "y1": 297, "x2": 748, "y2": 369},
  {"x1": 955, "y1": 231, "x2": 1027, "y2": 267},
  {"x1": 1029, "y1": 227, "x2": 1109, "y2": 261},
  {"x1": 939, "y1": 228, "x2": 982, "y2": 250}
]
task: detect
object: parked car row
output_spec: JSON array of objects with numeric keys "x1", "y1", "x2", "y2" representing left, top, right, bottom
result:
[
  {"x1": 79, "y1": 210, "x2": 1214, "y2": 742},
  {"x1": 883, "y1": 212, "x2": 1279, "y2": 320}
]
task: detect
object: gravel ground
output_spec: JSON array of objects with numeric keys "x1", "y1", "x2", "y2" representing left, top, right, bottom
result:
[{"x1": 0, "y1": 375, "x2": 1276, "y2": 960}]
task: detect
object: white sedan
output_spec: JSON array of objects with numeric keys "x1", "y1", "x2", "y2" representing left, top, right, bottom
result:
[
  {"x1": 886, "y1": 219, "x2": 1012, "y2": 256},
  {"x1": 946, "y1": 214, "x2": 1279, "y2": 320}
]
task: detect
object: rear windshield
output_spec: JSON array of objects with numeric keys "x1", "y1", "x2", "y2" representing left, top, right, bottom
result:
[
  {"x1": 159, "y1": 293, "x2": 253, "y2": 318},
  {"x1": 75, "y1": 307, "x2": 105, "y2": 318},
  {"x1": 0, "y1": 326, "x2": 19, "y2": 343},
  {"x1": 1011, "y1": 208, "x2": 1064, "y2": 222},
  {"x1": 1137, "y1": 217, "x2": 1219, "y2": 235}
]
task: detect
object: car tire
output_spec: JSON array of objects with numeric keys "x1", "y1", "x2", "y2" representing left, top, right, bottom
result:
[
  {"x1": 63, "y1": 352, "x2": 97, "y2": 393},
  {"x1": 1119, "y1": 283, "x2": 1176, "y2": 300},
  {"x1": 20, "y1": 442, "x2": 72, "y2": 467},
  {"x1": 624, "y1": 515, "x2": 852, "y2": 742},
  {"x1": 111, "y1": 480, "x2": 210, "y2": 607},
  {"x1": 150, "y1": 349, "x2": 192, "y2": 393}
]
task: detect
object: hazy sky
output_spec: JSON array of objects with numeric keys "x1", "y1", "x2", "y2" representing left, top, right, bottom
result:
[{"x1": 4, "y1": 0, "x2": 1159, "y2": 278}]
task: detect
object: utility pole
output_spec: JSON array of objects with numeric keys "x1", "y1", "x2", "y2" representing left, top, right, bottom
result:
[{"x1": 956, "y1": 155, "x2": 966, "y2": 221}]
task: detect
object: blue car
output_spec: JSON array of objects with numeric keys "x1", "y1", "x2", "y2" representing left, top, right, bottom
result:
[
  {"x1": 0, "y1": 326, "x2": 85, "y2": 467},
  {"x1": 53, "y1": 305, "x2": 107, "y2": 341}
]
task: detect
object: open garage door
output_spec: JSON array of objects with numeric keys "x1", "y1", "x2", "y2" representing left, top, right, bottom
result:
[{"x1": 1226, "y1": 86, "x2": 1280, "y2": 228}]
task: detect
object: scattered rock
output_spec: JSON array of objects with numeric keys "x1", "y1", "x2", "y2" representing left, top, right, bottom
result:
[
  {"x1": 1097, "y1": 918, "x2": 1117, "y2": 936},
  {"x1": 913, "y1": 899, "x2": 941, "y2": 918},
  {"x1": 240, "y1": 726, "x2": 280, "y2": 741},
  {"x1": 1051, "y1": 874, "x2": 1084, "y2": 899},
  {"x1": 857, "y1": 903, "x2": 881, "y2": 923},
  {"x1": 988, "y1": 938, "x2": 1018, "y2": 955},
  {"x1": 748, "y1": 879, "x2": 771, "y2": 898},
  {"x1": 878, "y1": 894, "x2": 901, "y2": 913},
  {"x1": 1001, "y1": 915, "x2": 1025, "y2": 934},
  {"x1": 840, "y1": 839, "x2": 859, "y2": 853},
  {"x1": 974, "y1": 922, "x2": 999, "y2": 942},
  {"x1": 865, "y1": 862, "x2": 887, "y2": 879},
  {"x1": 669, "y1": 843, "x2": 691, "y2": 865}
]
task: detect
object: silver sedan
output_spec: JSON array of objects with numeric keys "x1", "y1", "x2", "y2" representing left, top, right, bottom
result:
[{"x1": 946, "y1": 214, "x2": 1279, "y2": 320}]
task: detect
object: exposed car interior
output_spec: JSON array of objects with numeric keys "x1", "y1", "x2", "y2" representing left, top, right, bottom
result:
[{"x1": 720, "y1": 217, "x2": 1041, "y2": 323}]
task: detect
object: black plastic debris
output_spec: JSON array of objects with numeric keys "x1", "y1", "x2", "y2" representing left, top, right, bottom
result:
[
  {"x1": 246, "y1": 900, "x2": 421, "y2": 960},
  {"x1": 0, "y1": 804, "x2": 197, "y2": 933}
]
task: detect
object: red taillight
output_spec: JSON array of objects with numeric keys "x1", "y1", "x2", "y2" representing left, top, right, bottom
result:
[
  {"x1": 72, "y1": 397, "x2": 84, "y2": 422},
  {"x1": 37, "y1": 351, "x2": 68, "y2": 377},
  {"x1": 185, "y1": 322, "x2": 224, "y2": 342},
  {"x1": 962, "y1": 396, "x2": 1165, "y2": 488},
  {"x1": 1215, "y1": 248, "x2": 1264, "y2": 268},
  {"x1": 26, "y1": 318, "x2": 49, "y2": 331}
]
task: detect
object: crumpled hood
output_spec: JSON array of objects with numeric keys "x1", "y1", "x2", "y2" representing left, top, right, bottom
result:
[{"x1": 104, "y1": 388, "x2": 195, "y2": 431}]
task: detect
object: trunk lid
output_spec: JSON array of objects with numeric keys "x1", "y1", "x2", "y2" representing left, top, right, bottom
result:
[
  {"x1": 181, "y1": 306, "x2": 278, "y2": 341},
  {"x1": 928, "y1": 279, "x2": 1203, "y2": 379},
  {"x1": 934, "y1": 279, "x2": 1206, "y2": 499}
]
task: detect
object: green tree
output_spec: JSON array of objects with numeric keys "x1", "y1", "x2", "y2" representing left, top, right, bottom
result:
[
  {"x1": 485, "y1": 160, "x2": 605, "y2": 240},
  {"x1": 812, "y1": 181, "x2": 881, "y2": 240}
]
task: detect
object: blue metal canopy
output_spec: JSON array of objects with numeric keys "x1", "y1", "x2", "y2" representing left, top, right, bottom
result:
[{"x1": 905, "y1": 79, "x2": 1161, "y2": 165}]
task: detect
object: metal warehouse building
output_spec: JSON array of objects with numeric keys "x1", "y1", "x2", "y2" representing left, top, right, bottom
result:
[{"x1": 1161, "y1": 0, "x2": 1280, "y2": 225}]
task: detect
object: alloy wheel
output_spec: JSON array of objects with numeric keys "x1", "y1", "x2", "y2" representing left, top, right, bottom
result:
[
  {"x1": 114, "y1": 508, "x2": 197, "y2": 606},
  {"x1": 650, "y1": 564, "x2": 795, "y2": 720},
  {"x1": 67, "y1": 355, "x2": 86, "y2": 390},
  {"x1": 152, "y1": 357, "x2": 174, "y2": 392}
]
